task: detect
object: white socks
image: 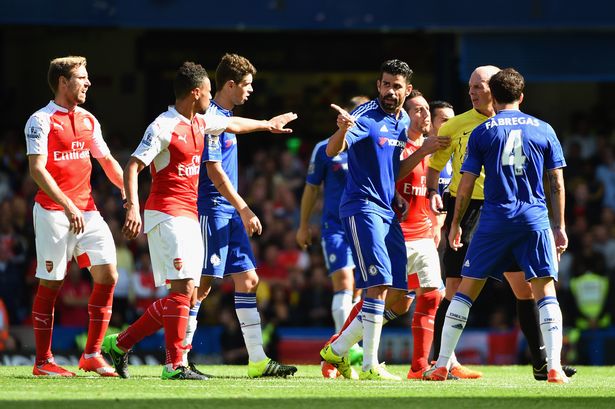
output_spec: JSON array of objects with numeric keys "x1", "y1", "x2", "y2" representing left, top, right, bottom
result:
[
  {"x1": 436, "y1": 293, "x2": 472, "y2": 369},
  {"x1": 537, "y1": 296, "x2": 563, "y2": 372},
  {"x1": 235, "y1": 292, "x2": 267, "y2": 363},
  {"x1": 331, "y1": 290, "x2": 353, "y2": 332},
  {"x1": 360, "y1": 298, "x2": 385, "y2": 371},
  {"x1": 182, "y1": 301, "x2": 201, "y2": 365}
]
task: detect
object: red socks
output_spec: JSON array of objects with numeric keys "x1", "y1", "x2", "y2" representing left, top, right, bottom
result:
[
  {"x1": 117, "y1": 292, "x2": 190, "y2": 370},
  {"x1": 162, "y1": 292, "x2": 191, "y2": 368},
  {"x1": 117, "y1": 298, "x2": 165, "y2": 351},
  {"x1": 411, "y1": 289, "x2": 441, "y2": 370},
  {"x1": 85, "y1": 283, "x2": 115, "y2": 354},
  {"x1": 32, "y1": 285, "x2": 60, "y2": 365}
]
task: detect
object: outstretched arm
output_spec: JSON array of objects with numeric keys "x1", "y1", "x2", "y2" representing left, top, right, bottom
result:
[
  {"x1": 397, "y1": 136, "x2": 450, "y2": 181},
  {"x1": 547, "y1": 167, "x2": 567, "y2": 259},
  {"x1": 206, "y1": 161, "x2": 261, "y2": 237},
  {"x1": 226, "y1": 112, "x2": 297, "y2": 135},
  {"x1": 296, "y1": 183, "x2": 320, "y2": 249}
]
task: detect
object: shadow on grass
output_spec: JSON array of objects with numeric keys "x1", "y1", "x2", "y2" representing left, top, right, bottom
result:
[{"x1": 2, "y1": 398, "x2": 613, "y2": 409}]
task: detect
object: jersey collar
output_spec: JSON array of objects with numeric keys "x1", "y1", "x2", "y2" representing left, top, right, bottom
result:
[
  {"x1": 210, "y1": 100, "x2": 233, "y2": 116},
  {"x1": 47, "y1": 100, "x2": 70, "y2": 113},
  {"x1": 168, "y1": 105, "x2": 192, "y2": 125}
]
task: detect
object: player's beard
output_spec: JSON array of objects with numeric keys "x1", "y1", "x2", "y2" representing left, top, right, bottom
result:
[{"x1": 379, "y1": 95, "x2": 398, "y2": 113}]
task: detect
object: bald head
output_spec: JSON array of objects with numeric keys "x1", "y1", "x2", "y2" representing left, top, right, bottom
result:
[
  {"x1": 471, "y1": 65, "x2": 500, "y2": 82},
  {"x1": 468, "y1": 65, "x2": 500, "y2": 115}
]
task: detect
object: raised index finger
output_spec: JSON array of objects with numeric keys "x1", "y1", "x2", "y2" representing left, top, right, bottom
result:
[{"x1": 330, "y1": 104, "x2": 351, "y2": 118}]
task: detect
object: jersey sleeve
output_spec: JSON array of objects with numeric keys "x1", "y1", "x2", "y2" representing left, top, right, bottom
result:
[
  {"x1": 428, "y1": 121, "x2": 454, "y2": 171},
  {"x1": 131, "y1": 122, "x2": 171, "y2": 166},
  {"x1": 24, "y1": 113, "x2": 51, "y2": 155},
  {"x1": 89, "y1": 116, "x2": 111, "y2": 159},
  {"x1": 344, "y1": 116, "x2": 371, "y2": 148},
  {"x1": 202, "y1": 133, "x2": 222, "y2": 163},
  {"x1": 544, "y1": 125, "x2": 567, "y2": 170},
  {"x1": 460, "y1": 128, "x2": 483, "y2": 176},
  {"x1": 306, "y1": 143, "x2": 326, "y2": 186},
  {"x1": 202, "y1": 113, "x2": 230, "y2": 136}
]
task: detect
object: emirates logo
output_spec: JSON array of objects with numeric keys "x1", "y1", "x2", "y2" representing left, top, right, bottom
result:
[{"x1": 173, "y1": 258, "x2": 183, "y2": 271}]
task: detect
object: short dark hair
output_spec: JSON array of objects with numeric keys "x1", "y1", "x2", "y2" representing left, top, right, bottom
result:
[
  {"x1": 174, "y1": 61, "x2": 208, "y2": 99},
  {"x1": 380, "y1": 59, "x2": 413, "y2": 82},
  {"x1": 429, "y1": 100, "x2": 453, "y2": 117},
  {"x1": 404, "y1": 89, "x2": 424, "y2": 110},
  {"x1": 489, "y1": 68, "x2": 524, "y2": 104},
  {"x1": 215, "y1": 53, "x2": 256, "y2": 90},
  {"x1": 48, "y1": 56, "x2": 87, "y2": 94}
]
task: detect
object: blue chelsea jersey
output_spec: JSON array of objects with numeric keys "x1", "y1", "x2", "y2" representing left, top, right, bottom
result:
[
  {"x1": 461, "y1": 109, "x2": 566, "y2": 233},
  {"x1": 306, "y1": 139, "x2": 348, "y2": 235},
  {"x1": 197, "y1": 101, "x2": 238, "y2": 217},
  {"x1": 339, "y1": 99, "x2": 410, "y2": 220}
]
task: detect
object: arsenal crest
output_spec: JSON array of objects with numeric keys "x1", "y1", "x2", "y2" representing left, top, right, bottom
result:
[
  {"x1": 173, "y1": 258, "x2": 183, "y2": 271},
  {"x1": 45, "y1": 260, "x2": 53, "y2": 272}
]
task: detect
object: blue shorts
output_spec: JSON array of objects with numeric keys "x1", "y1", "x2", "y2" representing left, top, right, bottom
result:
[
  {"x1": 462, "y1": 228, "x2": 558, "y2": 282},
  {"x1": 342, "y1": 212, "x2": 407, "y2": 290},
  {"x1": 321, "y1": 232, "x2": 355, "y2": 275},
  {"x1": 200, "y1": 214, "x2": 256, "y2": 278}
]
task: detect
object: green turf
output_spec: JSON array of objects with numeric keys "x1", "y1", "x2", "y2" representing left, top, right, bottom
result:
[{"x1": 1, "y1": 365, "x2": 613, "y2": 409}]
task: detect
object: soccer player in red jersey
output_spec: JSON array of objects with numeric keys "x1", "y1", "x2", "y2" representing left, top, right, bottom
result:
[
  {"x1": 102, "y1": 61, "x2": 296, "y2": 380},
  {"x1": 397, "y1": 90, "x2": 446, "y2": 379},
  {"x1": 25, "y1": 56, "x2": 125, "y2": 377}
]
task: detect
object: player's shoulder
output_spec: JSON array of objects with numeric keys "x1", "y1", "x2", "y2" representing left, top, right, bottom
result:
[
  {"x1": 148, "y1": 109, "x2": 180, "y2": 137},
  {"x1": 439, "y1": 109, "x2": 476, "y2": 134},
  {"x1": 27, "y1": 102, "x2": 57, "y2": 123},
  {"x1": 350, "y1": 99, "x2": 379, "y2": 121},
  {"x1": 74, "y1": 105, "x2": 97, "y2": 120},
  {"x1": 311, "y1": 139, "x2": 329, "y2": 158}
]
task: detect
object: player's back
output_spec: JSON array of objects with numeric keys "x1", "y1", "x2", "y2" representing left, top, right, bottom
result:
[
  {"x1": 462, "y1": 109, "x2": 566, "y2": 233},
  {"x1": 306, "y1": 139, "x2": 348, "y2": 234}
]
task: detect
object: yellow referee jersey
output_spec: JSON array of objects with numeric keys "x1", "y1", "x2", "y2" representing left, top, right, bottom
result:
[{"x1": 428, "y1": 108, "x2": 490, "y2": 199}]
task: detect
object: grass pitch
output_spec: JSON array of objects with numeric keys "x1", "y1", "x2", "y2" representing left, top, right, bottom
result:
[{"x1": 1, "y1": 365, "x2": 613, "y2": 409}]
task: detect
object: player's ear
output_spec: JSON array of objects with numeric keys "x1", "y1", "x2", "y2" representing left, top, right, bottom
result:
[
  {"x1": 406, "y1": 83, "x2": 413, "y2": 97},
  {"x1": 192, "y1": 87, "x2": 201, "y2": 101},
  {"x1": 518, "y1": 93, "x2": 524, "y2": 105},
  {"x1": 225, "y1": 80, "x2": 235, "y2": 89}
]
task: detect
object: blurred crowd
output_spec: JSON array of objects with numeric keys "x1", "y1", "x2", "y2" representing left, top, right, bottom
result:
[{"x1": 0, "y1": 111, "x2": 614, "y2": 363}]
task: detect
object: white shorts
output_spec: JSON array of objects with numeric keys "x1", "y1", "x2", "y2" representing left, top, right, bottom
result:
[
  {"x1": 405, "y1": 238, "x2": 443, "y2": 290},
  {"x1": 146, "y1": 215, "x2": 203, "y2": 287},
  {"x1": 33, "y1": 203, "x2": 116, "y2": 280}
]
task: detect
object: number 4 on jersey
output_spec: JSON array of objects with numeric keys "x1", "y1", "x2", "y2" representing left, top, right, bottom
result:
[{"x1": 501, "y1": 129, "x2": 527, "y2": 175}]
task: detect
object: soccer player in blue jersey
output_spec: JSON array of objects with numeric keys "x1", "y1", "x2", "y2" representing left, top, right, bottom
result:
[
  {"x1": 424, "y1": 68, "x2": 570, "y2": 383},
  {"x1": 319, "y1": 59, "x2": 449, "y2": 380},
  {"x1": 297, "y1": 96, "x2": 368, "y2": 377},
  {"x1": 183, "y1": 54, "x2": 297, "y2": 378}
]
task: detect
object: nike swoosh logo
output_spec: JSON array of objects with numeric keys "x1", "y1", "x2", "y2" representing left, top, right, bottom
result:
[{"x1": 463, "y1": 130, "x2": 472, "y2": 135}]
